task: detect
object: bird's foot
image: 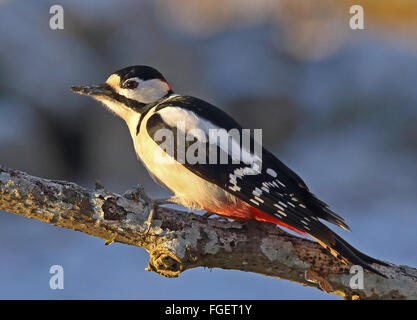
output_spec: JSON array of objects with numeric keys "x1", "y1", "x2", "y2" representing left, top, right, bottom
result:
[
  {"x1": 123, "y1": 185, "x2": 175, "y2": 235},
  {"x1": 123, "y1": 184, "x2": 149, "y2": 204},
  {"x1": 143, "y1": 197, "x2": 174, "y2": 234},
  {"x1": 94, "y1": 179, "x2": 106, "y2": 191}
]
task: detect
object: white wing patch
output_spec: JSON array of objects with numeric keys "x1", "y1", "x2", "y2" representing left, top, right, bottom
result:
[
  {"x1": 158, "y1": 106, "x2": 262, "y2": 167},
  {"x1": 152, "y1": 105, "x2": 318, "y2": 232}
]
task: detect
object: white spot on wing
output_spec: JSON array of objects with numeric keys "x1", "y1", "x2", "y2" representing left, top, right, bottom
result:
[
  {"x1": 273, "y1": 204, "x2": 284, "y2": 211},
  {"x1": 266, "y1": 168, "x2": 277, "y2": 178},
  {"x1": 278, "y1": 201, "x2": 288, "y2": 208},
  {"x1": 278, "y1": 210, "x2": 287, "y2": 217},
  {"x1": 261, "y1": 186, "x2": 270, "y2": 193},
  {"x1": 254, "y1": 196, "x2": 264, "y2": 203},
  {"x1": 252, "y1": 189, "x2": 261, "y2": 197}
]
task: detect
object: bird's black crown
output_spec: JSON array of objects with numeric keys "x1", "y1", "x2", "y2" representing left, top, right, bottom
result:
[{"x1": 113, "y1": 65, "x2": 167, "y2": 84}]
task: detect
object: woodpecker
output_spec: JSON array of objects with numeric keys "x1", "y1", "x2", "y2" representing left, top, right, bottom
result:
[{"x1": 72, "y1": 65, "x2": 387, "y2": 277}]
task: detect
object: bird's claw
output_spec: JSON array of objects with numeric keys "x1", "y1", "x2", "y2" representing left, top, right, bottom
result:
[
  {"x1": 123, "y1": 184, "x2": 152, "y2": 206},
  {"x1": 143, "y1": 204, "x2": 157, "y2": 235},
  {"x1": 122, "y1": 185, "x2": 156, "y2": 234},
  {"x1": 94, "y1": 179, "x2": 106, "y2": 191}
]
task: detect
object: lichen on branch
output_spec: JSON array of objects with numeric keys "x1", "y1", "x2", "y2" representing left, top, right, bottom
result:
[{"x1": 0, "y1": 165, "x2": 416, "y2": 299}]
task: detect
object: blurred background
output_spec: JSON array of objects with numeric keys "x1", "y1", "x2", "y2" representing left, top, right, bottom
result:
[{"x1": 0, "y1": 0, "x2": 416, "y2": 299}]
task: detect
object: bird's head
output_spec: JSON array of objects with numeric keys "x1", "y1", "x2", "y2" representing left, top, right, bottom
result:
[{"x1": 71, "y1": 65, "x2": 173, "y2": 120}]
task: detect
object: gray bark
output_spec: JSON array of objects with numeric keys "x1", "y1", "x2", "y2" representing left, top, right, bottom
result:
[{"x1": 0, "y1": 165, "x2": 416, "y2": 299}]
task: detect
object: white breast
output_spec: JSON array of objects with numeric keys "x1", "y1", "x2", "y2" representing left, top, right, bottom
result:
[{"x1": 126, "y1": 107, "x2": 237, "y2": 211}]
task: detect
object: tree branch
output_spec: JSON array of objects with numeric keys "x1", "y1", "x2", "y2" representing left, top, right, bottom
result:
[{"x1": 0, "y1": 165, "x2": 416, "y2": 299}]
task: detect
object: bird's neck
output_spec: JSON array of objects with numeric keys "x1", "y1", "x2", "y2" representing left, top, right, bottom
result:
[{"x1": 125, "y1": 93, "x2": 179, "y2": 138}]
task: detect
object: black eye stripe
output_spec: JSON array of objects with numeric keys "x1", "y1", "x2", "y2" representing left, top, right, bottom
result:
[{"x1": 105, "y1": 86, "x2": 146, "y2": 112}]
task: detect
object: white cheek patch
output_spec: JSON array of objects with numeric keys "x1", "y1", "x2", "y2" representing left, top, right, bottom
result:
[{"x1": 117, "y1": 79, "x2": 170, "y2": 104}]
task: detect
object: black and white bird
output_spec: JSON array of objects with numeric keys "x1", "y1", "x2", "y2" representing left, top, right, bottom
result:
[{"x1": 71, "y1": 65, "x2": 387, "y2": 276}]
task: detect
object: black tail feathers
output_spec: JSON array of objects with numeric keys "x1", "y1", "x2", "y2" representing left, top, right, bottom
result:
[
  {"x1": 312, "y1": 225, "x2": 388, "y2": 278},
  {"x1": 306, "y1": 194, "x2": 351, "y2": 231}
]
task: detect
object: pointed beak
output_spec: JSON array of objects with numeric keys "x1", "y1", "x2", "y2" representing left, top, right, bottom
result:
[
  {"x1": 71, "y1": 83, "x2": 114, "y2": 97},
  {"x1": 71, "y1": 81, "x2": 146, "y2": 115}
]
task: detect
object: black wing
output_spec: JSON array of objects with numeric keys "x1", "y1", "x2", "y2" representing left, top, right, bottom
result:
[
  {"x1": 145, "y1": 96, "x2": 387, "y2": 275},
  {"x1": 146, "y1": 96, "x2": 347, "y2": 228}
]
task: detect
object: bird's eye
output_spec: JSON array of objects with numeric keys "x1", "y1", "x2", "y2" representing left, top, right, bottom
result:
[{"x1": 124, "y1": 80, "x2": 138, "y2": 89}]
